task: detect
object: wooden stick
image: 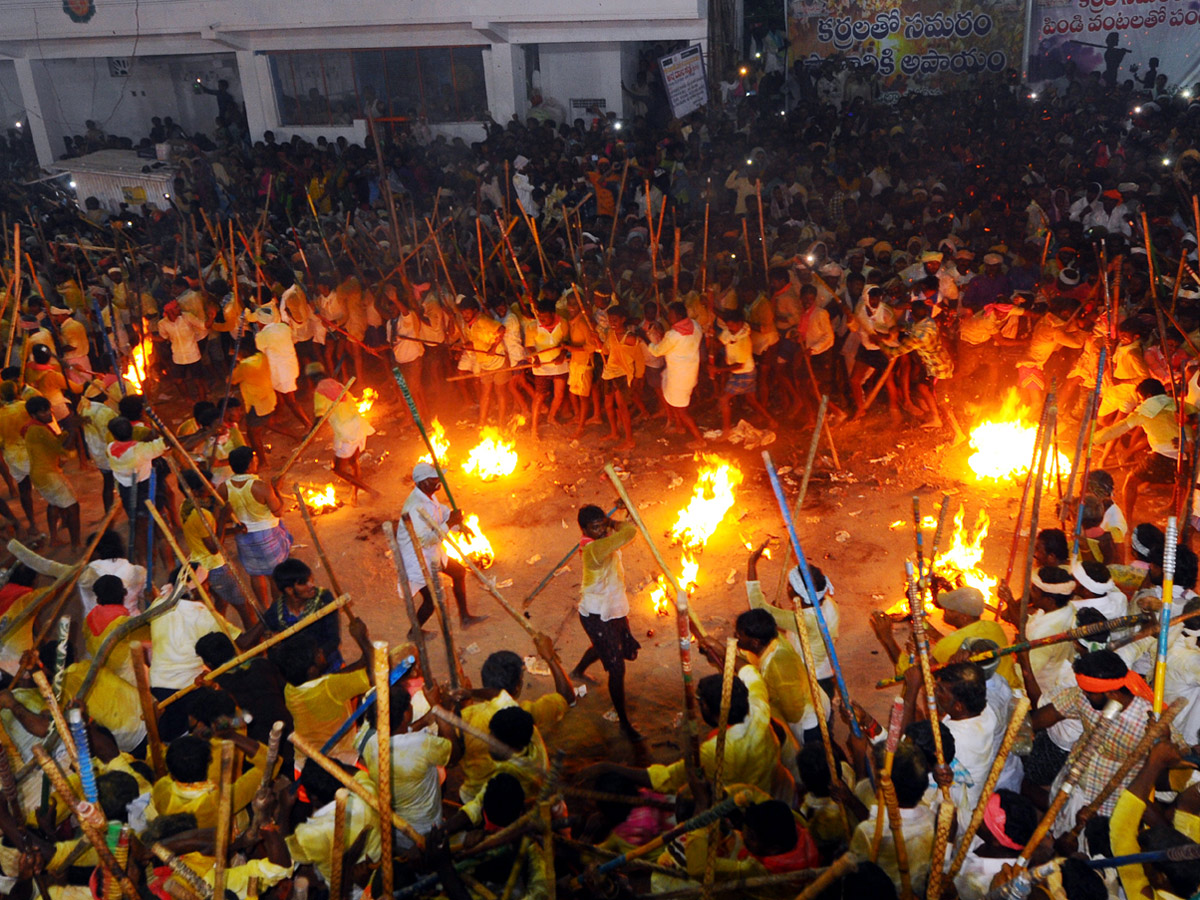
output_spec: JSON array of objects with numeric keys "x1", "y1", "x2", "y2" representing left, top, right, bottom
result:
[
  {"x1": 870, "y1": 696, "x2": 906, "y2": 860},
  {"x1": 672, "y1": 226, "x2": 681, "y2": 299},
  {"x1": 905, "y1": 563, "x2": 949, "y2": 798},
  {"x1": 3, "y1": 226, "x2": 20, "y2": 368},
  {"x1": 878, "y1": 771, "x2": 913, "y2": 900},
  {"x1": 1016, "y1": 700, "x2": 1122, "y2": 867},
  {"x1": 382, "y1": 521, "x2": 432, "y2": 682},
  {"x1": 700, "y1": 187, "x2": 711, "y2": 295},
  {"x1": 212, "y1": 740, "x2": 234, "y2": 900},
  {"x1": 142, "y1": 407, "x2": 226, "y2": 510},
  {"x1": 861, "y1": 357, "x2": 897, "y2": 414},
  {"x1": 289, "y1": 732, "x2": 426, "y2": 847},
  {"x1": 741, "y1": 218, "x2": 753, "y2": 277},
  {"x1": 701, "y1": 637, "x2": 738, "y2": 900},
  {"x1": 756, "y1": 181, "x2": 770, "y2": 276},
  {"x1": 330, "y1": 789, "x2": 348, "y2": 900},
  {"x1": 157, "y1": 594, "x2": 353, "y2": 710},
  {"x1": 293, "y1": 484, "x2": 346, "y2": 599},
  {"x1": 131, "y1": 641, "x2": 166, "y2": 778},
  {"x1": 608, "y1": 164, "x2": 629, "y2": 254},
  {"x1": 1019, "y1": 401, "x2": 1057, "y2": 637},
  {"x1": 152, "y1": 843, "x2": 214, "y2": 900},
  {"x1": 942, "y1": 695, "x2": 1032, "y2": 888},
  {"x1": 521, "y1": 504, "x2": 618, "y2": 610},
  {"x1": 602, "y1": 464, "x2": 704, "y2": 798},
  {"x1": 402, "y1": 513, "x2": 462, "y2": 690},
  {"x1": 143, "y1": 501, "x2": 235, "y2": 641},
  {"x1": 794, "y1": 852, "x2": 858, "y2": 900},
  {"x1": 272, "y1": 378, "x2": 354, "y2": 486},
  {"x1": 429, "y1": 706, "x2": 528, "y2": 768},
  {"x1": 31, "y1": 669, "x2": 78, "y2": 769},
  {"x1": 374, "y1": 640, "x2": 394, "y2": 900}
]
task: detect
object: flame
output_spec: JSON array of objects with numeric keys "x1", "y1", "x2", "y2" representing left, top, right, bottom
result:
[
  {"x1": 649, "y1": 554, "x2": 699, "y2": 617},
  {"x1": 670, "y1": 455, "x2": 745, "y2": 550},
  {"x1": 443, "y1": 514, "x2": 495, "y2": 569},
  {"x1": 123, "y1": 334, "x2": 152, "y2": 391},
  {"x1": 418, "y1": 418, "x2": 450, "y2": 465},
  {"x1": 968, "y1": 390, "x2": 1071, "y2": 482},
  {"x1": 462, "y1": 428, "x2": 518, "y2": 480},
  {"x1": 356, "y1": 388, "x2": 378, "y2": 416},
  {"x1": 887, "y1": 506, "x2": 996, "y2": 616},
  {"x1": 303, "y1": 483, "x2": 338, "y2": 511}
]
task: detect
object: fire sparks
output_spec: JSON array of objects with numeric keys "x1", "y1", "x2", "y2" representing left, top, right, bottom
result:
[
  {"x1": 462, "y1": 428, "x2": 518, "y2": 480},
  {"x1": 303, "y1": 483, "x2": 338, "y2": 511},
  {"x1": 418, "y1": 418, "x2": 450, "y2": 465},
  {"x1": 968, "y1": 390, "x2": 1070, "y2": 482},
  {"x1": 443, "y1": 514, "x2": 495, "y2": 569},
  {"x1": 887, "y1": 505, "x2": 996, "y2": 616},
  {"x1": 123, "y1": 335, "x2": 151, "y2": 391},
  {"x1": 356, "y1": 388, "x2": 378, "y2": 416},
  {"x1": 649, "y1": 555, "x2": 699, "y2": 617},
  {"x1": 670, "y1": 455, "x2": 744, "y2": 550}
]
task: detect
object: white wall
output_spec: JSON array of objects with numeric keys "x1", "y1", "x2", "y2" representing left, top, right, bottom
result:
[
  {"x1": 534, "y1": 42, "x2": 625, "y2": 124},
  {"x1": 34, "y1": 53, "x2": 240, "y2": 161},
  {"x1": 0, "y1": 61, "x2": 24, "y2": 130}
]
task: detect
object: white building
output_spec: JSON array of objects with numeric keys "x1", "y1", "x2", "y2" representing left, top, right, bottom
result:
[{"x1": 0, "y1": 0, "x2": 707, "y2": 168}]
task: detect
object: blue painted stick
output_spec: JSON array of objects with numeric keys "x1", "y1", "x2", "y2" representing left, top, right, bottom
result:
[
  {"x1": 90, "y1": 298, "x2": 126, "y2": 397},
  {"x1": 762, "y1": 451, "x2": 861, "y2": 739},
  {"x1": 67, "y1": 708, "x2": 98, "y2": 804},
  {"x1": 1071, "y1": 347, "x2": 1107, "y2": 560},
  {"x1": 320, "y1": 656, "x2": 415, "y2": 756},
  {"x1": 145, "y1": 468, "x2": 157, "y2": 592}
]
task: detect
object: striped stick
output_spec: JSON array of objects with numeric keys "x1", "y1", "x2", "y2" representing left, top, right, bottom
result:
[
  {"x1": 373, "y1": 641, "x2": 394, "y2": 900},
  {"x1": 1154, "y1": 517, "x2": 1179, "y2": 716},
  {"x1": 67, "y1": 708, "x2": 98, "y2": 804},
  {"x1": 762, "y1": 452, "x2": 861, "y2": 738},
  {"x1": 870, "y1": 696, "x2": 906, "y2": 860},
  {"x1": 393, "y1": 366, "x2": 457, "y2": 510},
  {"x1": 912, "y1": 496, "x2": 925, "y2": 584},
  {"x1": 401, "y1": 513, "x2": 462, "y2": 691},
  {"x1": 382, "y1": 520, "x2": 432, "y2": 679}
]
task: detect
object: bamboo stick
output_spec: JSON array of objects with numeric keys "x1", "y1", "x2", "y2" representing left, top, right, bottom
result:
[
  {"x1": 212, "y1": 740, "x2": 234, "y2": 900},
  {"x1": 374, "y1": 640, "x2": 394, "y2": 900},
  {"x1": 293, "y1": 484, "x2": 347, "y2": 600},
  {"x1": 157, "y1": 594, "x2": 352, "y2": 710},
  {"x1": 271, "y1": 378, "x2": 355, "y2": 486},
  {"x1": 151, "y1": 843, "x2": 214, "y2": 900},
  {"x1": 330, "y1": 789, "x2": 348, "y2": 900},
  {"x1": 701, "y1": 637, "x2": 739, "y2": 899},
  {"x1": 1019, "y1": 399, "x2": 1057, "y2": 636},
  {"x1": 131, "y1": 641, "x2": 166, "y2": 777},
  {"x1": 402, "y1": 513, "x2": 462, "y2": 691},
  {"x1": 756, "y1": 181, "x2": 770, "y2": 276},
  {"x1": 382, "y1": 521, "x2": 432, "y2": 682},
  {"x1": 794, "y1": 852, "x2": 858, "y2": 900},
  {"x1": 31, "y1": 669, "x2": 78, "y2": 769},
  {"x1": 143, "y1": 501, "x2": 235, "y2": 641}
]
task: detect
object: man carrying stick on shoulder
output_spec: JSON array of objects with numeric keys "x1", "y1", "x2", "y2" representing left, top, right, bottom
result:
[
  {"x1": 218, "y1": 446, "x2": 292, "y2": 613},
  {"x1": 304, "y1": 362, "x2": 375, "y2": 504}
]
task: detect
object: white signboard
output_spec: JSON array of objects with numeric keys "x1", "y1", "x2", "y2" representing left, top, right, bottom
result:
[{"x1": 659, "y1": 45, "x2": 709, "y2": 119}]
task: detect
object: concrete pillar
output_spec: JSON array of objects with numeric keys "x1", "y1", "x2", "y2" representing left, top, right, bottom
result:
[
  {"x1": 236, "y1": 50, "x2": 278, "y2": 143},
  {"x1": 12, "y1": 58, "x2": 54, "y2": 168},
  {"x1": 482, "y1": 42, "x2": 525, "y2": 126}
]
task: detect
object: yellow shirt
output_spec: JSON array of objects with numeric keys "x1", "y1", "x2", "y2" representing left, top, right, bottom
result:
[
  {"x1": 24, "y1": 421, "x2": 65, "y2": 481},
  {"x1": 286, "y1": 770, "x2": 382, "y2": 885},
  {"x1": 182, "y1": 504, "x2": 225, "y2": 570},
  {"x1": 459, "y1": 690, "x2": 568, "y2": 800},
  {"x1": 149, "y1": 741, "x2": 271, "y2": 827},
  {"x1": 467, "y1": 316, "x2": 506, "y2": 372},
  {"x1": 895, "y1": 618, "x2": 1018, "y2": 689},
  {"x1": 61, "y1": 662, "x2": 145, "y2": 754},
  {"x1": 285, "y1": 668, "x2": 371, "y2": 764},
  {"x1": 648, "y1": 667, "x2": 780, "y2": 795},
  {"x1": 232, "y1": 352, "x2": 277, "y2": 416}
]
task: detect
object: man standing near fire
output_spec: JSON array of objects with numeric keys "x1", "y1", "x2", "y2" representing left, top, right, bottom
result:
[{"x1": 570, "y1": 503, "x2": 643, "y2": 742}]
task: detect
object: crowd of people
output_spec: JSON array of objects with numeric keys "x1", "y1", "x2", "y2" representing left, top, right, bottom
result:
[{"x1": 3, "y1": 38, "x2": 1200, "y2": 900}]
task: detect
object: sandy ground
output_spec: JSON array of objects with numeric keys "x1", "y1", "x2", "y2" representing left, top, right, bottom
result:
[{"x1": 60, "y1": 365, "x2": 1177, "y2": 775}]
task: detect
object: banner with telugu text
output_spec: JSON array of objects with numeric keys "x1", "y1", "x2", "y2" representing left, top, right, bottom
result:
[
  {"x1": 786, "y1": 0, "x2": 1025, "y2": 96},
  {"x1": 1028, "y1": 0, "x2": 1200, "y2": 90}
]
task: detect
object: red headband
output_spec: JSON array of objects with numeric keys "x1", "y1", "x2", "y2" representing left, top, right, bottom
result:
[
  {"x1": 1076, "y1": 671, "x2": 1153, "y2": 702},
  {"x1": 982, "y1": 792, "x2": 1023, "y2": 851}
]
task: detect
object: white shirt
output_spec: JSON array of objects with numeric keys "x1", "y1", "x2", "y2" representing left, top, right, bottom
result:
[
  {"x1": 148, "y1": 594, "x2": 239, "y2": 690},
  {"x1": 255, "y1": 322, "x2": 300, "y2": 394},
  {"x1": 359, "y1": 729, "x2": 452, "y2": 845},
  {"x1": 944, "y1": 706, "x2": 998, "y2": 830},
  {"x1": 850, "y1": 804, "x2": 935, "y2": 895},
  {"x1": 79, "y1": 557, "x2": 147, "y2": 617},
  {"x1": 396, "y1": 487, "x2": 450, "y2": 594},
  {"x1": 157, "y1": 314, "x2": 206, "y2": 365}
]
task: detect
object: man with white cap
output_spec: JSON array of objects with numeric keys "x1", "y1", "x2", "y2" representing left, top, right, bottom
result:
[
  {"x1": 255, "y1": 304, "x2": 311, "y2": 429},
  {"x1": 396, "y1": 461, "x2": 487, "y2": 632}
]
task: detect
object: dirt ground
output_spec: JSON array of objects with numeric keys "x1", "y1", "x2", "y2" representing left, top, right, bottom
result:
[{"x1": 63, "y1": 369, "x2": 1178, "y2": 775}]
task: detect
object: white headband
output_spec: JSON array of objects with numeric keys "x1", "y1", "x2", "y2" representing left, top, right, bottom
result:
[
  {"x1": 788, "y1": 567, "x2": 832, "y2": 604},
  {"x1": 1071, "y1": 560, "x2": 1113, "y2": 595},
  {"x1": 1031, "y1": 571, "x2": 1075, "y2": 596},
  {"x1": 1131, "y1": 530, "x2": 1152, "y2": 558}
]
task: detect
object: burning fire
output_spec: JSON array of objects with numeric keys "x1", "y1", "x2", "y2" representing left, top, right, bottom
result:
[
  {"x1": 887, "y1": 505, "x2": 996, "y2": 616},
  {"x1": 968, "y1": 390, "x2": 1070, "y2": 482},
  {"x1": 648, "y1": 455, "x2": 744, "y2": 616},
  {"x1": 418, "y1": 418, "x2": 450, "y2": 465},
  {"x1": 462, "y1": 428, "x2": 518, "y2": 480},
  {"x1": 303, "y1": 483, "x2": 338, "y2": 511},
  {"x1": 357, "y1": 388, "x2": 378, "y2": 416},
  {"x1": 123, "y1": 335, "x2": 152, "y2": 391},
  {"x1": 443, "y1": 514, "x2": 495, "y2": 569},
  {"x1": 649, "y1": 555, "x2": 699, "y2": 616},
  {"x1": 670, "y1": 455, "x2": 744, "y2": 549}
]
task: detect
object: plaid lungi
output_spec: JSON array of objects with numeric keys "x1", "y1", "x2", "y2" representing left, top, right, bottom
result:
[{"x1": 234, "y1": 523, "x2": 293, "y2": 576}]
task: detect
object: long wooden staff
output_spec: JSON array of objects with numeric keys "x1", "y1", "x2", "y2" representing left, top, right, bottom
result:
[
  {"x1": 330, "y1": 789, "x2": 348, "y2": 900},
  {"x1": 755, "y1": 181, "x2": 770, "y2": 276},
  {"x1": 3, "y1": 226, "x2": 20, "y2": 367},
  {"x1": 271, "y1": 378, "x2": 354, "y2": 486},
  {"x1": 1019, "y1": 398, "x2": 1056, "y2": 636},
  {"x1": 373, "y1": 640, "x2": 394, "y2": 900},
  {"x1": 402, "y1": 513, "x2": 463, "y2": 690},
  {"x1": 602, "y1": 464, "x2": 703, "y2": 800},
  {"x1": 422, "y1": 508, "x2": 573, "y2": 686},
  {"x1": 1014, "y1": 699, "x2": 1123, "y2": 868},
  {"x1": 943, "y1": 696, "x2": 1032, "y2": 885},
  {"x1": 521, "y1": 505, "x2": 619, "y2": 611},
  {"x1": 607, "y1": 164, "x2": 629, "y2": 254},
  {"x1": 212, "y1": 740, "x2": 234, "y2": 900},
  {"x1": 142, "y1": 406, "x2": 227, "y2": 509},
  {"x1": 143, "y1": 502, "x2": 235, "y2": 641},
  {"x1": 382, "y1": 521, "x2": 432, "y2": 681},
  {"x1": 157, "y1": 594, "x2": 352, "y2": 710},
  {"x1": 1063, "y1": 696, "x2": 1183, "y2": 845},
  {"x1": 288, "y1": 732, "x2": 426, "y2": 848},
  {"x1": 130, "y1": 641, "x2": 166, "y2": 777},
  {"x1": 700, "y1": 637, "x2": 739, "y2": 900}
]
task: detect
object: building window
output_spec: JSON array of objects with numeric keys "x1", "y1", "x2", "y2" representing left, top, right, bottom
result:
[{"x1": 269, "y1": 47, "x2": 487, "y2": 126}]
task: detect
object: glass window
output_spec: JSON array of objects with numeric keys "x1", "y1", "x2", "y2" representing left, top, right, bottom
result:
[{"x1": 269, "y1": 47, "x2": 486, "y2": 126}]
